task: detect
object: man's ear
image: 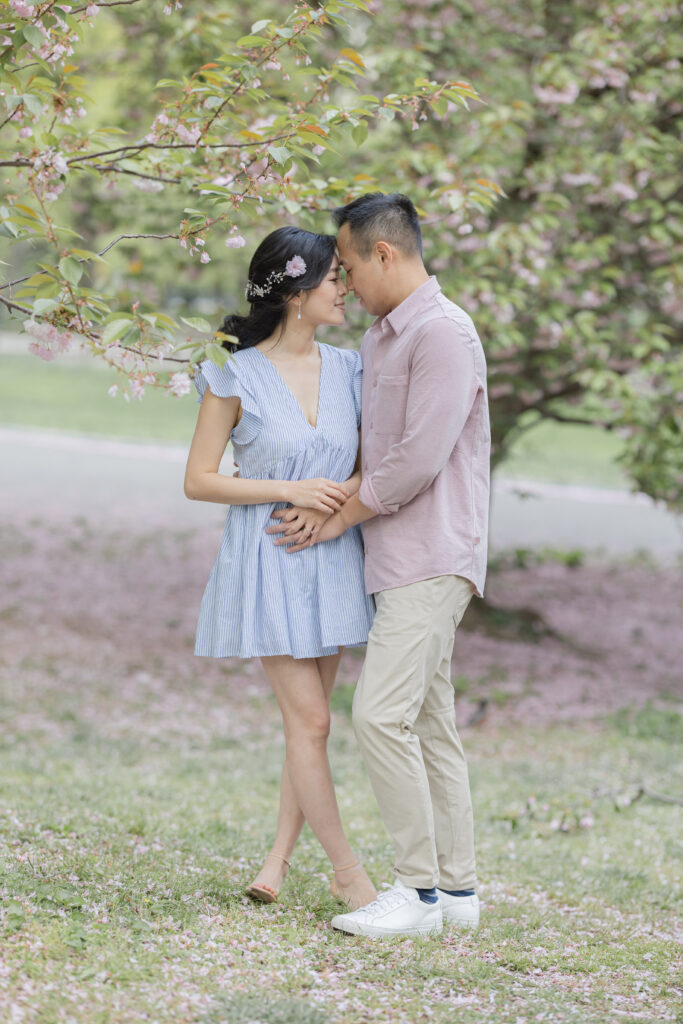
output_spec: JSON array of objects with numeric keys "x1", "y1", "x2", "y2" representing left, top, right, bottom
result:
[{"x1": 375, "y1": 241, "x2": 393, "y2": 265}]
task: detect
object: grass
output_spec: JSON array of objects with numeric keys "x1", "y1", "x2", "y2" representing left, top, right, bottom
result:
[
  {"x1": 499, "y1": 418, "x2": 628, "y2": 489},
  {"x1": 0, "y1": 351, "x2": 197, "y2": 444},
  {"x1": 1, "y1": 666, "x2": 681, "y2": 1023},
  {"x1": 0, "y1": 348, "x2": 629, "y2": 486}
]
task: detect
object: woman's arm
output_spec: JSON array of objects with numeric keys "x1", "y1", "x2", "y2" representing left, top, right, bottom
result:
[
  {"x1": 344, "y1": 429, "x2": 362, "y2": 495},
  {"x1": 267, "y1": 430, "x2": 363, "y2": 543},
  {"x1": 184, "y1": 390, "x2": 349, "y2": 511}
]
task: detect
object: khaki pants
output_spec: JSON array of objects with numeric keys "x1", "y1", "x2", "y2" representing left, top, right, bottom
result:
[{"x1": 353, "y1": 575, "x2": 476, "y2": 890}]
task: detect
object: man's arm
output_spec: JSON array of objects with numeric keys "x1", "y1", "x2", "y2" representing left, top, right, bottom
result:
[
  {"x1": 284, "y1": 320, "x2": 481, "y2": 553},
  {"x1": 359, "y1": 319, "x2": 480, "y2": 516}
]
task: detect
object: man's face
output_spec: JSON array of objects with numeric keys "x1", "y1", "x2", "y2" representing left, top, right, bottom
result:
[{"x1": 336, "y1": 223, "x2": 390, "y2": 319}]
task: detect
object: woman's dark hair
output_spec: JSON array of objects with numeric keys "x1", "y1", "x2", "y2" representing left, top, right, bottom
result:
[{"x1": 220, "y1": 226, "x2": 337, "y2": 351}]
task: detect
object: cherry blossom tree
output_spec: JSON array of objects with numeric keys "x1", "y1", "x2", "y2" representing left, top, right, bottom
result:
[
  {"x1": 2, "y1": 0, "x2": 680, "y2": 506},
  {"x1": 0, "y1": 0, "x2": 490, "y2": 399},
  {"x1": 362, "y1": 0, "x2": 682, "y2": 504}
]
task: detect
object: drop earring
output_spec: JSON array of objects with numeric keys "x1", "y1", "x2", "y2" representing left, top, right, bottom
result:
[{"x1": 297, "y1": 298, "x2": 302, "y2": 320}]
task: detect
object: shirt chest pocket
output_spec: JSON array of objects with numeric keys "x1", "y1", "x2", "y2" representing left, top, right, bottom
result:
[{"x1": 373, "y1": 374, "x2": 409, "y2": 435}]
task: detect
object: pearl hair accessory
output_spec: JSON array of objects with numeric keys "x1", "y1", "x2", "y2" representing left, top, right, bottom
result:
[{"x1": 246, "y1": 254, "x2": 307, "y2": 300}]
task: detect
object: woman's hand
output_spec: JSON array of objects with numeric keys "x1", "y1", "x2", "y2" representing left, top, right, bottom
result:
[
  {"x1": 284, "y1": 478, "x2": 349, "y2": 513},
  {"x1": 282, "y1": 511, "x2": 347, "y2": 553},
  {"x1": 266, "y1": 506, "x2": 330, "y2": 547},
  {"x1": 270, "y1": 509, "x2": 348, "y2": 552}
]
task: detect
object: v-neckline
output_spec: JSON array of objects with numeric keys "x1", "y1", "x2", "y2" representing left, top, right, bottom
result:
[{"x1": 253, "y1": 342, "x2": 324, "y2": 431}]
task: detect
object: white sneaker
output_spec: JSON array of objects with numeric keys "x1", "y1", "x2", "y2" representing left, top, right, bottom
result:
[
  {"x1": 331, "y1": 880, "x2": 443, "y2": 938},
  {"x1": 437, "y1": 889, "x2": 480, "y2": 929}
]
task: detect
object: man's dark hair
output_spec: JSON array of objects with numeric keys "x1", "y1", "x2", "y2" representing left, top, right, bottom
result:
[{"x1": 332, "y1": 192, "x2": 422, "y2": 259}]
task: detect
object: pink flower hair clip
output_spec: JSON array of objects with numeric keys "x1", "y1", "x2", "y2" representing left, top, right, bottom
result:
[{"x1": 246, "y1": 254, "x2": 307, "y2": 300}]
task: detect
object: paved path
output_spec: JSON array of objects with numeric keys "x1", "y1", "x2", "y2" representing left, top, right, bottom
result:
[{"x1": 2, "y1": 426, "x2": 681, "y2": 558}]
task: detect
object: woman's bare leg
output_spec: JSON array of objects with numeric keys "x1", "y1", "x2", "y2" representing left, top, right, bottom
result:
[
  {"x1": 251, "y1": 652, "x2": 375, "y2": 906},
  {"x1": 248, "y1": 652, "x2": 342, "y2": 894}
]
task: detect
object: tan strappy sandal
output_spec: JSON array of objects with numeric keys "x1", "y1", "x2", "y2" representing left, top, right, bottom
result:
[
  {"x1": 330, "y1": 858, "x2": 377, "y2": 911},
  {"x1": 245, "y1": 852, "x2": 290, "y2": 904}
]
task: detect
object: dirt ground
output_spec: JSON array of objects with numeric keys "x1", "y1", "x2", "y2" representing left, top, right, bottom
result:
[{"x1": 2, "y1": 511, "x2": 681, "y2": 728}]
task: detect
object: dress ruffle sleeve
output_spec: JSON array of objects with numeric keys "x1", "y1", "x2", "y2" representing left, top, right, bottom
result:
[{"x1": 194, "y1": 357, "x2": 262, "y2": 445}]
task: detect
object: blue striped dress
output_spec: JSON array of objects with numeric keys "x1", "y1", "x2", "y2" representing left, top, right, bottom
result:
[{"x1": 193, "y1": 342, "x2": 375, "y2": 660}]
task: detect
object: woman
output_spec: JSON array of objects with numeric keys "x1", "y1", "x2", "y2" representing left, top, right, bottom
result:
[{"x1": 184, "y1": 226, "x2": 377, "y2": 911}]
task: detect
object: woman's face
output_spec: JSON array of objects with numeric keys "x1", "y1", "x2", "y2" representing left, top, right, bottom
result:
[{"x1": 297, "y1": 255, "x2": 348, "y2": 327}]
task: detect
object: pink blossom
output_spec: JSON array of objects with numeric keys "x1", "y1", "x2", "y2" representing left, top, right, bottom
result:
[
  {"x1": 612, "y1": 181, "x2": 638, "y2": 201},
  {"x1": 264, "y1": 60, "x2": 281, "y2": 71},
  {"x1": 108, "y1": 384, "x2": 118, "y2": 398},
  {"x1": 285, "y1": 255, "x2": 306, "y2": 277},
  {"x1": 28, "y1": 341, "x2": 57, "y2": 361},
  {"x1": 19, "y1": 127, "x2": 33, "y2": 139},
  {"x1": 176, "y1": 124, "x2": 201, "y2": 146},
  {"x1": 24, "y1": 318, "x2": 73, "y2": 359},
  {"x1": 200, "y1": 251, "x2": 211, "y2": 264},
  {"x1": 86, "y1": 3, "x2": 98, "y2": 16},
  {"x1": 44, "y1": 183, "x2": 65, "y2": 202},
  {"x1": 132, "y1": 178, "x2": 164, "y2": 193},
  {"x1": 10, "y1": 0, "x2": 33, "y2": 17},
  {"x1": 534, "y1": 82, "x2": 579, "y2": 105},
  {"x1": 169, "y1": 372, "x2": 192, "y2": 397},
  {"x1": 130, "y1": 380, "x2": 145, "y2": 400},
  {"x1": 562, "y1": 172, "x2": 600, "y2": 188},
  {"x1": 225, "y1": 235, "x2": 246, "y2": 249}
]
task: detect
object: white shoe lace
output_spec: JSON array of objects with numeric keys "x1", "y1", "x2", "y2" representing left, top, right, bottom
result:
[{"x1": 356, "y1": 884, "x2": 411, "y2": 918}]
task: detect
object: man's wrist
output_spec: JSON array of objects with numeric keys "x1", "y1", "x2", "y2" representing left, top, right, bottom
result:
[{"x1": 337, "y1": 506, "x2": 352, "y2": 532}]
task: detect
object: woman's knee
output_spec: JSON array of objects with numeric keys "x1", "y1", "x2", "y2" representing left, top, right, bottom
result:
[{"x1": 286, "y1": 706, "x2": 331, "y2": 745}]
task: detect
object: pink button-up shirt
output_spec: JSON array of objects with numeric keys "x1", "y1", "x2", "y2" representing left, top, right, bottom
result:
[{"x1": 357, "y1": 276, "x2": 490, "y2": 597}]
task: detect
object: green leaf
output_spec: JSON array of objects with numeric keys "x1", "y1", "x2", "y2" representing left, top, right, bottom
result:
[
  {"x1": 58, "y1": 257, "x2": 83, "y2": 287},
  {"x1": 69, "y1": 247, "x2": 108, "y2": 265},
  {"x1": 33, "y1": 298, "x2": 58, "y2": 316},
  {"x1": 267, "y1": 145, "x2": 292, "y2": 165},
  {"x1": 251, "y1": 19, "x2": 272, "y2": 33},
  {"x1": 205, "y1": 342, "x2": 229, "y2": 368},
  {"x1": 352, "y1": 121, "x2": 368, "y2": 147},
  {"x1": 102, "y1": 318, "x2": 133, "y2": 344},
  {"x1": 237, "y1": 35, "x2": 270, "y2": 47},
  {"x1": 23, "y1": 93, "x2": 44, "y2": 117},
  {"x1": 180, "y1": 316, "x2": 212, "y2": 334},
  {"x1": 23, "y1": 25, "x2": 45, "y2": 50}
]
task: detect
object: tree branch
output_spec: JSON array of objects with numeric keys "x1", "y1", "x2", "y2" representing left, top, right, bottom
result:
[{"x1": 0, "y1": 294, "x2": 32, "y2": 315}]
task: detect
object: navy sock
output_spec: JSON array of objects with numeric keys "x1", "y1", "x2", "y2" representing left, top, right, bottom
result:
[
  {"x1": 438, "y1": 888, "x2": 475, "y2": 897},
  {"x1": 415, "y1": 886, "x2": 438, "y2": 904}
]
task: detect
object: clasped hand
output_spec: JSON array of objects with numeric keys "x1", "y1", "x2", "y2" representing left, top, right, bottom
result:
[{"x1": 263, "y1": 477, "x2": 349, "y2": 552}]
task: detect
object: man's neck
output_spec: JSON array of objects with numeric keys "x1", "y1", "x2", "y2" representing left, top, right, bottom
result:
[{"x1": 387, "y1": 264, "x2": 431, "y2": 313}]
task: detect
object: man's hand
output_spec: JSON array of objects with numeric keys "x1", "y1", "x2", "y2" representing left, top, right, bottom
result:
[
  {"x1": 266, "y1": 506, "x2": 330, "y2": 547},
  {"x1": 282, "y1": 510, "x2": 347, "y2": 553}
]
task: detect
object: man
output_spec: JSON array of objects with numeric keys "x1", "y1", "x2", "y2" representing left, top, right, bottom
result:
[{"x1": 279, "y1": 192, "x2": 490, "y2": 937}]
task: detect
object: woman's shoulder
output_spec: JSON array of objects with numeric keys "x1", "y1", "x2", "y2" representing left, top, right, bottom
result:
[
  {"x1": 197, "y1": 345, "x2": 259, "y2": 398},
  {"x1": 320, "y1": 343, "x2": 362, "y2": 373}
]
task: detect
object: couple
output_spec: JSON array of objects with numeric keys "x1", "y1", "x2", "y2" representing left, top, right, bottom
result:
[{"x1": 184, "y1": 193, "x2": 490, "y2": 938}]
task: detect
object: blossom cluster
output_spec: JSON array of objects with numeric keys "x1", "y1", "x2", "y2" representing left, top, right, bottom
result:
[
  {"x1": 31, "y1": 148, "x2": 69, "y2": 201},
  {"x1": 24, "y1": 319, "x2": 73, "y2": 361}
]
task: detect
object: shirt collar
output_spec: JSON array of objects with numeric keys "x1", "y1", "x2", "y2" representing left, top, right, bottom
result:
[{"x1": 380, "y1": 276, "x2": 441, "y2": 337}]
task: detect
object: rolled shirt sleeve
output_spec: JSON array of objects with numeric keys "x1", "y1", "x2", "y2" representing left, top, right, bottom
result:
[{"x1": 358, "y1": 319, "x2": 480, "y2": 515}]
